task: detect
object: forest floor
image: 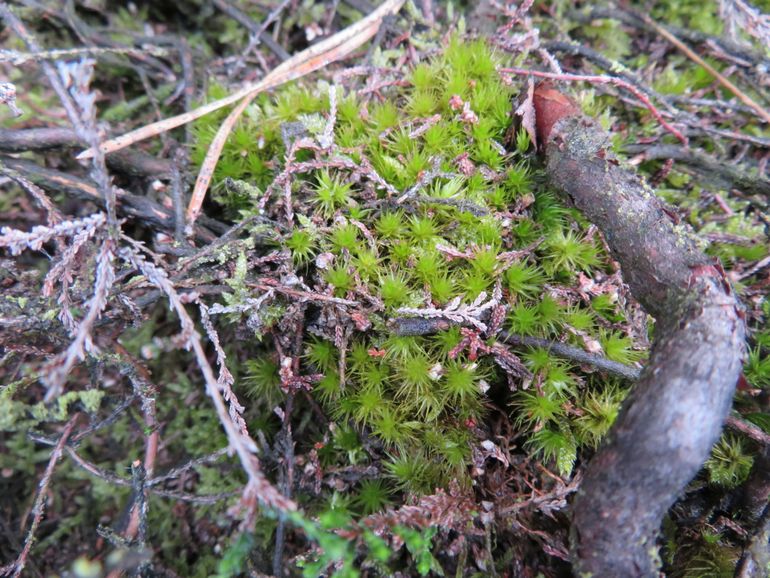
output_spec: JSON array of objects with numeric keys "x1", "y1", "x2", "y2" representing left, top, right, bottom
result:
[{"x1": 1, "y1": 0, "x2": 770, "y2": 576}]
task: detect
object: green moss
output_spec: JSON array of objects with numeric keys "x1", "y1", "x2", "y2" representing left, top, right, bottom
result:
[
  {"x1": 704, "y1": 434, "x2": 754, "y2": 488},
  {"x1": 186, "y1": 37, "x2": 648, "y2": 500}
]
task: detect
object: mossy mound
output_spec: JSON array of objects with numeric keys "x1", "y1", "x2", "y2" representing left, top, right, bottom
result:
[{"x1": 191, "y1": 39, "x2": 641, "y2": 497}]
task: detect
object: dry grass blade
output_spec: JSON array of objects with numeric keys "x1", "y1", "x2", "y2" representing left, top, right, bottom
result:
[
  {"x1": 77, "y1": 0, "x2": 405, "y2": 164},
  {"x1": 188, "y1": 0, "x2": 404, "y2": 224}
]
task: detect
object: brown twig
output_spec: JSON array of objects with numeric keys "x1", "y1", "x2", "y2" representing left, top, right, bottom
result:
[
  {"x1": 726, "y1": 415, "x2": 770, "y2": 446},
  {"x1": 112, "y1": 346, "x2": 160, "y2": 554},
  {"x1": 535, "y1": 85, "x2": 745, "y2": 576},
  {"x1": 499, "y1": 331, "x2": 642, "y2": 381},
  {"x1": 0, "y1": 128, "x2": 173, "y2": 177},
  {"x1": 622, "y1": 142, "x2": 770, "y2": 198}
]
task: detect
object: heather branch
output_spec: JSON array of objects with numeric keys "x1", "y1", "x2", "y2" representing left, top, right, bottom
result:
[
  {"x1": 121, "y1": 247, "x2": 296, "y2": 513},
  {"x1": 721, "y1": 0, "x2": 770, "y2": 50},
  {"x1": 396, "y1": 291, "x2": 499, "y2": 333},
  {"x1": 198, "y1": 302, "x2": 251, "y2": 437},
  {"x1": 43, "y1": 238, "x2": 117, "y2": 401},
  {"x1": 0, "y1": 161, "x2": 61, "y2": 224},
  {"x1": 0, "y1": 213, "x2": 106, "y2": 255}
]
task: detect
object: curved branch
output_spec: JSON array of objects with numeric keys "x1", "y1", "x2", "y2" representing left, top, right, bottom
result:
[{"x1": 534, "y1": 84, "x2": 747, "y2": 576}]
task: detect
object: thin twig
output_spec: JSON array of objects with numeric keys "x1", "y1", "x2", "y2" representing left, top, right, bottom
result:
[
  {"x1": 74, "y1": 450, "x2": 236, "y2": 504},
  {"x1": 499, "y1": 67, "x2": 688, "y2": 145},
  {"x1": 272, "y1": 395, "x2": 296, "y2": 575},
  {"x1": 726, "y1": 415, "x2": 770, "y2": 446},
  {"x1": 639, "y1": 12, "x2": 770, "y2": 125},
  {"x1": 499, "y1": 331, "x2": 642, "y2": 381},
  {"x1": 1, "y1": 416, "x2": 78, "y2": 578},
  {"x1": 212, "y1": 0, "x2": 291, "y2": 61}
]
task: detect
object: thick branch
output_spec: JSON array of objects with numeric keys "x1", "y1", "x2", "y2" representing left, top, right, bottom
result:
[{"x1": 535, "y1": 89, "x2": 746, "y2": 576}]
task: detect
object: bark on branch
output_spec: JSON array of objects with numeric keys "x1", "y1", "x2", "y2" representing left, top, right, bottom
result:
[{"x1": 534, "y1": 84, "x2": 747, "y2": 576}]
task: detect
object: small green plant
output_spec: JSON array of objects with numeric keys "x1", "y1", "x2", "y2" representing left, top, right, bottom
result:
[
  {"x1": 704, "y1": 434, "x2": 754, "y2": 488},
  {"x1": 243, "y1": 355, "x2": 281, "y2": 406},
  {"x1": 353, "y1": 479, "x2": 393, "y2": 514},
  {"x1": 313, "y1": 171, "x2": 354, "y2": 217},
  {"x1": 286, "y1": 229, "x2": 316, "y2": 263}
]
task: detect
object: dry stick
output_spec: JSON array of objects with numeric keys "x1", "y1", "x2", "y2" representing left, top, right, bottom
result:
[
  {"x1": 498, "y1": 331, "x2": 641, "y2": 382},
  {"x1": 113, "y1": 346, "x2": 160, "y2": 550},
  {"x1": 0, "y1": 416, "x2": 78, "y2": 578},
  {"x1": 735, "y1": 443, "x2": 770, "y2": 578},
  {"x1": 500, "y1": 67, "x2": 688, "y2": 145},
  {"x1": 0, "y1": 45, "x2": 167, "y2": 65},
  {"x1": 186, "y1": 0, "x2": 404, "y2": 227},
  {"x1": 59, "y1": 445, "x2": 234, "y2": 504},
  {"x1": 622, "y1": 142, "x2": 770, "y2": 198},
  {"x1": 0, "y1": 156, "x2": 220, "y2": 242},
  {"x1": 76, "y1": 0, "x2": 405, "y2": 164},
  {"x1": 639, "y1": 12, "x2": 770, "y2": 125},
  {"x1": 726, "y1": 415, "x2": 770, "y2": 447},
  {"x1": 273, "y1": 394, "x2": 296, "y2": 576},
  {"x1": 390, "y1": 316, "x2": 640, "y2": 381},
  {"x1": 533, "y1": 87, "x2": 746, "y2": 576},
  {"x1": 0, "y1": 128, "x2": 173, "y2": 177},
  {"x1": 212, "y1": 0, "x2": 291, "y2": 61}
]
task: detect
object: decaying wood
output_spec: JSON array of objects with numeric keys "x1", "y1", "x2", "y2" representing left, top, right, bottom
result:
[{"x1": 534, "y1": 84, "x2": 747, "y2": 576}]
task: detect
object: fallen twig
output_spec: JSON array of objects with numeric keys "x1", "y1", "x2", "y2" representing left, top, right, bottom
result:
[
  {"x1": 639, "y1": 11, "x2": 770, "y2": 125},
  {"x1": 622, "y1": 142, "x2": 770, "y2": 198},
  {"x1": 0, "y1": 128, "x2": 173, "y2": 177},
  {"x1": 534, "y1": 83, "x2": 745, "y2": 576},
  {"x1": 499, "y1": 331, "x2": 642, "y2": 382}
]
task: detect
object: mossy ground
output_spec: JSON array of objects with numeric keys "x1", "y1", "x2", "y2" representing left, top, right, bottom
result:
[{"x1": 1, "y1": 1, "x2": 769, "y2": 576}]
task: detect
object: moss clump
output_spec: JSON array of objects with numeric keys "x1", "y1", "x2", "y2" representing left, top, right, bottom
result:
[{"x1": 191, "y1": 38, "x2": 644, "y2": 490}]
